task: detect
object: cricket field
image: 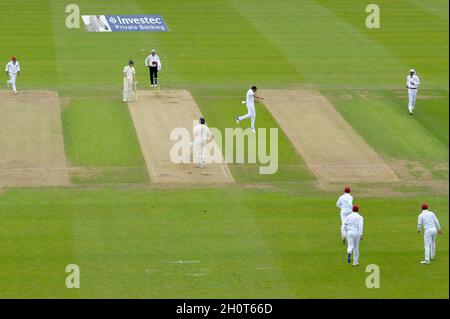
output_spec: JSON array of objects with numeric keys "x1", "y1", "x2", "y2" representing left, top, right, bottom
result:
[{"x1": 0, "y1": 0, "x2": 448, "y2": 298}]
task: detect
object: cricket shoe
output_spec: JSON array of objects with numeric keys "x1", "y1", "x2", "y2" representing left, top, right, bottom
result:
[
  {"x1": 14, "y1": 91, "x2": 18, "y2": 95},
  {"x1": 409, "y1": 111, "x2": 413, "y2": 115},
  {"x1": 347, "y1": 253, "x2": 351, "y2": 264},
  {"x1": 235, "y1": 117, "x2": 240, "y2": 125},
  {"x1": 352, "y1": 262, "x2": 359, "y2": 267},
  {"x1": 420, "y1": 260, "x2": 430, "y2": 265},
  {"x1": 251, "y1": 128, "x2": 256, "y2": 133}
]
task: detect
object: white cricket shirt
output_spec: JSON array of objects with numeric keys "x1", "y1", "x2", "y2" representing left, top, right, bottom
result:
[
  {"x1": 193, "y1": 124, "x2": 211, "y2": 143},
  {"x1": 344, "y1": 212, "x2": 364, "y2": 235},
  {"x1": 5, "y1": 61, "x2": 20, "y2": 74},
  {"x1": 418, "y1": 210, "x2": 441, "y2": 231},
  {"x1": 406, "y1": 74, "x2": 420, "y2": 89},
  {"x1": 246, "y1": 89, "x2": 255, "y2": 108},
  {"x1": 123, "y1": 65, "x2": 135, "y2": 80},
  {"x1": 336, "y1": 193, "x2": 353, "y2": 214}
]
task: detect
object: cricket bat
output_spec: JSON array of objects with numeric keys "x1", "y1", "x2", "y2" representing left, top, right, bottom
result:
[{"x1": 133, "y1": 81, "x2": 138, "y2": 101}]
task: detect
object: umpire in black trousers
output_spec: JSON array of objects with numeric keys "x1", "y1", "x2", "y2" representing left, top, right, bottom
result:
[{"x1": 144, "y1": 49, "x2": 162, "y2": 87}]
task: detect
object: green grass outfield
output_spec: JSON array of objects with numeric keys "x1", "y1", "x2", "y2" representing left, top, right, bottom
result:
[
  {"x1": 0, "y1": 0, "x2": 448, "y2": 298},
  {"x1": 0, "y1": 189, "x2": 447, "y2": 298}
]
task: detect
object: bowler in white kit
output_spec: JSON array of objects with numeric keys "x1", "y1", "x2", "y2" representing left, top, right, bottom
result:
[
  {"x1": 406, "y1": 69, "x2": 420, "y2": 115},
  {"x1": 417, "y1": 203, "x2": 442, "y2": 265},
  {"x1": 5, "y1": 56, "x2": 20, "y2": 95},
  {"x1": 336, "y1": 186, "x2": 353, "y2": 244},
  {"x1": 343, "y1": 205, "x2": 364, "y2": 266},
  {"x1": 236, "y1": 85, "x2": 264, "y2": 133}
]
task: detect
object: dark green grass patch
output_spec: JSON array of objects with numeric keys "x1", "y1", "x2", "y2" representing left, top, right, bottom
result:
[{"x1": 62, "y1": 98, "x2": 148, "y2": 183}]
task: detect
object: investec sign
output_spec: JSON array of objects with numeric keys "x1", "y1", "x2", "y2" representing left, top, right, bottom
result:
[{"x1": 82, "y1": 15, "x2": 169, "y2": 32}]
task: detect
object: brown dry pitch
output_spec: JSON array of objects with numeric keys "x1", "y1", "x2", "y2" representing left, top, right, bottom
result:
[
  {"x1": 128, "y1": 90, "x2": 234, "y2": 185},
  {"x1": 263, "y1": 90, "x2": 398, "y2": 182},
  {"x1": 0, "y1": 90, "x2": 69, "y2": 187}
]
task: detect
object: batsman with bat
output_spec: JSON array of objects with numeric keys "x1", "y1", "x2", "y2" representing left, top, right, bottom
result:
[{"x1": 123, "y1": 60, "x2": 136, "y2": 102}]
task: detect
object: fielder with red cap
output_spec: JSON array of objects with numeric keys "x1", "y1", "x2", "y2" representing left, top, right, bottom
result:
[
  {"x1": 336, "y1": 186, "x2": 353, "y2": 244},
  {"x1": 5, "y1": 56, "x2": 20, "y2": 95},
  {"x1": 343, "y1": 205, "x2": 364, "y2": 266},
  {"x1": 417, "y1": 203, "x2": 442, "y2": 265}
]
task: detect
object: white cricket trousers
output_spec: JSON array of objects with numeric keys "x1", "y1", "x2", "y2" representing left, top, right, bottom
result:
[
  {"x1": 347, "y1": 231, "x2": 361, "y2": 263},
  {"x1": 340, "y1": 211, "x2": 351, "y2": 238},
  {"x1": 123, "y1": 78, "x2": 133, "y2": 101},
  {"x1": 7, "y1": 72, "x2": 17, "y2": 93},
  {"x1": 193, "y1": 140, "x2": 206, "y2": 166},
  {"x1": 423, "y1": 228, "x2": 437, "y2": 262},
  {"x1": 408, "y1": 88, "x2": 418, "y2": 112},
  {"x1": 238, "y1": 105, "x2": 256, "y2": 129}
]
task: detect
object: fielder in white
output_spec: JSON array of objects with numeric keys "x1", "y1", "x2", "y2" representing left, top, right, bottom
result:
[
  {"x1": 406, "y1": 69, "x2": 420, "y2": 115},
  {"x1": 236, "y1": 85, "x2": 264, "y2": 133},
  {"x1": 343, "y1": 205, "x2": 364, "y2": 266},
  {"x1": 417, "y1": 203, "x2": 442, "y2": 265},
  {"x1": 5, "y1": 56, "x2": 20, "y2": 95},
  {"x1": 193, "y1": 117, "x2": 212, "y2": 168},
  {"x1": 123, "y1": 60, "x2": 136, "y2": 102},
  {"x1": 336, "y1": 186, "x2": 353, "y2": 244}
]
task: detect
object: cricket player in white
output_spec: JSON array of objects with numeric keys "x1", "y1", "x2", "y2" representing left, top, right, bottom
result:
[
  {"x1": 343, "y1": 205, "x2": 364, "y2": 266},
  {"x1": 336, "y1": 186, "x2": 353, "y2": 244},
  {"x1": 5, "y1": 56, "x2": 20, "y2": 95},
  {"x1": 193, "y1": 117, "x2": 212, "y2": 168},
  {"x1": 123, "y1": 60, "x2": 136, "y2": 102},
  {"x1": 406, "y1": 69, "x2": 420, "y2": 115},
  {"x1": 236, "y1": 85, "x2": 264, "y2": 133},
  {"x1": 417, "y1": 203, "x2": 442, "y2": 265}
]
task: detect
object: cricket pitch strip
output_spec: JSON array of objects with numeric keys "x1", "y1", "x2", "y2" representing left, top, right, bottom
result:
[
  {"x1": 128, "y1": 90, "x2": 234, "y2": 185},
  {"x1": 263, "y1": 90, "x2": 398, "y2": 182},
  {"x1": 0, "y1": 90, "x2": 69, "y2": 187}
]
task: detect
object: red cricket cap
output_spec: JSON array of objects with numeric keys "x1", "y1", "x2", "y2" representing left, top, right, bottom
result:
[
  {"x1": 344, "y1": 186, "x2": 351, "y2": 193},
  {"x1": 352, "y1": 205, "x2": 359, "y2": 212},
  {"x1": 421, "y1": 203, "x2": 429, "y2": 210}
]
